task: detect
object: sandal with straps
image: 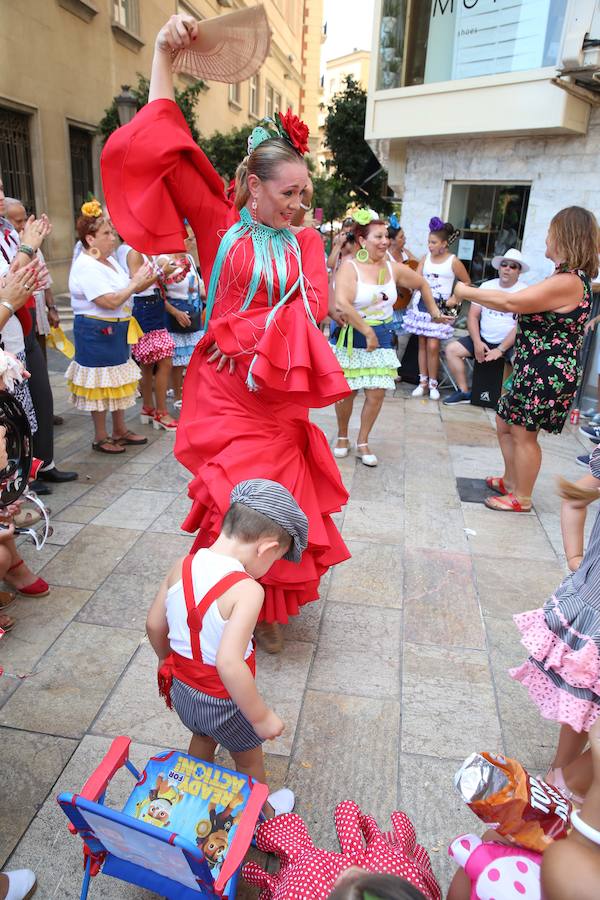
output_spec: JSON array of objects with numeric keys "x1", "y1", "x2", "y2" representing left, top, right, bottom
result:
[
  {"x1": 5, "y1": 559, "x2": 50, "y2": 597},
  {"x1": 485, "y1": 476, "x2": 509, "y2": 495},
  {"x1": 0, "y1": 613, "x2": 15, "y2": 633},
  {"x1": 484, "y1": 493, "x2": 532, "y2": 513},
  {"x1": 113, "y1": 430, "x2": 148, "y2": 446},
  {"x1": 92, "y1": 437, "x2": 125, "y2": 455},
  {"x1": 356, "y1": 443, "x2": 378, "y2": 467}
]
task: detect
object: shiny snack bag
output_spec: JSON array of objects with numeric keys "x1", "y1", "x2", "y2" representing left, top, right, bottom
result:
[{"x1": 454, "y1": 751, "x2": 571, "y2": 852}]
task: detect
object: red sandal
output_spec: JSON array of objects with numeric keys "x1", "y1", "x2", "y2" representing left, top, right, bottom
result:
[
  {"x1": 140, "y1": 405, "x2": 156, "y2": 425},
  {"x1": 484, "y1": 493, "x2": 532, "y2": 513},
  {"x1": 6, "y1": 559, "x2": 50, "y2": 597},
  {"x1": 485, "y1": 476, "x2": 508, "y2": 495},
  {"x1": 153, "y1": 410, "x2": 178, "y2": 432}
]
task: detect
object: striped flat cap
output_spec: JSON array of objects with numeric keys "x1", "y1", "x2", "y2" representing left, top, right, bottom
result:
[{"x1": 230, "y1": 479, "x2": 308, "y2": 563}]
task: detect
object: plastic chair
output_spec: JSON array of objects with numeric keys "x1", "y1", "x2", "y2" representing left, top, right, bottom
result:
[{"x1": 57, "y1": 736, "x2": 268, "y2": 899}]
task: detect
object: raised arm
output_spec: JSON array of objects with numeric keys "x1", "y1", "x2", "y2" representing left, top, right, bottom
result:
[
  {"x1": 149, "y1": 15, "x2": 199, "y2": 103},
  {"x1": 454, "y1": 272, "x2": 584, "y2": 314}
]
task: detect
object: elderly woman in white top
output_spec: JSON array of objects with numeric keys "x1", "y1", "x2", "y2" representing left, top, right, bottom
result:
[{"x1": 66, "y1": 201, "x2": 155, "y2": 454}]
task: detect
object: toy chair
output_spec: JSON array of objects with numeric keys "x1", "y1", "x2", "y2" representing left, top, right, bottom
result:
[{"x1": 57, "y1": 736, "x2": 268, "y2": 899}]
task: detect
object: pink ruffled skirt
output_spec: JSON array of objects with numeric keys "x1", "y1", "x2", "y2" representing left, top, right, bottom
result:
[
  {"x1": 510, "y1": 591, "x2": 600, "y2": 733},
  {"x1": 132, "y1": 328, "x2": 175, "y2": 365}
]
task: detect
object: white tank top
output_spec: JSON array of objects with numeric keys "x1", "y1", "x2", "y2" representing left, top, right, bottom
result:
[
  {"x1": 166, "y1": 548, "x2": 254, "y2": 664},
  {"x1": 421, "y1": 252, "x2": 455, "y2": 302},
  {"x1": 349, "y1": 259, "x2": 397, "y2": 322}
]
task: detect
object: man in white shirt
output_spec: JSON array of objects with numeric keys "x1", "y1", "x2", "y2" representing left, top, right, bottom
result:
[{"x1": 443, "y1": 248, "x2": 529, "y2": 405}]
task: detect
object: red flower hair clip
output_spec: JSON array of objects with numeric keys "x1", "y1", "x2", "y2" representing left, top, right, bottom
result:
[{"x1": 277, "y1": 110, "x2": 310, "y2": 156}]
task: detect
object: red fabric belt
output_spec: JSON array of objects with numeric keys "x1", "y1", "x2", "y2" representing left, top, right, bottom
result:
[{"x1": 158, "y1": 648, "x2": 256, "y2": 704}]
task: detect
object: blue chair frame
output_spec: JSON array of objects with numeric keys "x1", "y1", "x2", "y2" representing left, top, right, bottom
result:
[{"x1": 57, "y1": 736, "x2": 267, "y2": 899}]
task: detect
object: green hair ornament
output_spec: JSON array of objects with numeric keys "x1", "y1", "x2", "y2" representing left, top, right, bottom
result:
[
  {"x1": 247, "y1": 126, "x2": 273, "y2": 155},
  {"x1": 352, "y1": 209, "x2": 374, "y2": 226}
]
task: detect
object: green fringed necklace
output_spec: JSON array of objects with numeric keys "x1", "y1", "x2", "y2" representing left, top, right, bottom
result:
[{"x1": 203, "y1": 207, "x2": 318, "y2": 389}]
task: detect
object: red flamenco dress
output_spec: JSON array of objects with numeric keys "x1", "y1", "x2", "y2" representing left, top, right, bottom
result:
[{"x1": 101, "y1": 99, "x2": 350, "y2": 623}]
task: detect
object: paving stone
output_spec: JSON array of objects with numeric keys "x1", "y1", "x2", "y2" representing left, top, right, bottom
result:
[
  {"x1": 0, "y1": 622, "x2": 141, "y2": 738},
  {"x1": 398, "y1": 753, "x2": 476, "y2": 893},
  {"x1": 38, "y1": 525, "x2": 142, "y2": 590},
  {"x1": 327, "y1": 540, "x2": 403, "y2": 608},
  {"x1": 404, "y1": 548, "x2": 486, "y2": 649},
  {"x1": 309, "y1": 602, "x2": 401, "y2": 698},
  {"x1": 472, "y1": 554, "x2": 565, "y2": 617},
  {"x1": 78, "y1": 473, "x2": 140, "y2": 509},
  {"x1": 5, "y1": 734, "x2": 164, "y2": 898},
  {"x1": 462, "y1": 505, "x2": 557, "y2": 560},
  {"x1": 349, "y1": 461, "x2": 404, "y2": 502},
  {"x1": 401, "y1": 643, "x2": 502, "y2": 759},
  {"x1": 405, "y1": 491, "x2": 468, "y2": 552},
  {"x1": 92, "y1": 488, "x2": 179, "y2": 530},
  {"x1": 284, "y1": 594, "x2": 324, "y2": 642},
  {"x1": 45, "y1": 520, "x2": 85, "y2": 545},
  {"x1": 255, "y1": 640, "x2": 315, "y2": 756},
  {"x1": 91, "y1": 642, "x2": 191, "y2": 748},
  {"x1": 55, "y1": 504, "x2": 103, "y2": 524},
  {"x1": 148, "y1": 493, "x2": 194, "y2": 535},
  {"x1": 11, "y1": 540, "x2": 61, "y2": 576},
  {"x1": 135, "y1": 454, "x2": 191, "y2": 493},
  {"x1": 287, "y1": 691, "x2": 400, "y2": 849},
  {"x1": 0, "y1": 727, "x2": 77, "y2": 867},
  {"x1": 448, "y1": 444, "x2": 505, "y2": 479},
  {"x1": 342, "y1": 500, "x2": 403, "y2": 544},
  {"x1": 0, "y1": 586, "x2": 91, "y2": 706},
  {"x1": 36, "y1": 480, "x2": 93, "y2": 514},
  {"x1": 114, "y1": 531, "x2": 193, "y2": 578},
  {"x1": 484, "y1": 614, "x2": 558, "y2": 771},
  {"x1": 444, "y1": 420, "x2": 499, "y2": 447},
  {"x1": 76, "y1": 572, "x2": 158, "y2": 631}
]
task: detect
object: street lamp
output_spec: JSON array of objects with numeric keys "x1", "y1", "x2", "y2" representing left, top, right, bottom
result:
[{"x1": 115, "y1": 85, "x2": 137, "y2": 126}]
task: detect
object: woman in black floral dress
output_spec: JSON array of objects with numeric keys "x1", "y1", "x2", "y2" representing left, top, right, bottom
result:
[{"x1": 454, "y1": 207, "x2": 599, "y2": 512}]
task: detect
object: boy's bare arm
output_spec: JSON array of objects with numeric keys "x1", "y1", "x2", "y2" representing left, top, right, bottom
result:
[
  {"x1": 217, "y1": 581, "x2": 284, "y2": 740},
  {"x1": 146, "y1": 574, "x2": 172, "y2": 661}
]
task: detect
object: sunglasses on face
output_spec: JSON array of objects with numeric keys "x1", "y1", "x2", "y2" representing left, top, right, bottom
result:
[{"x1": 500, "y1": 262, "x2": 520, "y2": 270}]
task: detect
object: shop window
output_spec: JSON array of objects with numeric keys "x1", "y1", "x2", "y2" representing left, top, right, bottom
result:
[
  {"x1": 69, "y1": 126, "x2": 94, "y2": 222},
  {"x1": 446, "y1": 182, "x2": 531, "y2": 282},
  {"x1": 0, "y1": 107, "x2": 35, "y2": 213},
  {"x1": 377, "y1": 0, "x2": 568, "y2": 90}
]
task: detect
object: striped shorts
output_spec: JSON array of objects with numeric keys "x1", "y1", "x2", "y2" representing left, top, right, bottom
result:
[{"x1": 170, "y1": 678, "x2": 263, "y2": 753}]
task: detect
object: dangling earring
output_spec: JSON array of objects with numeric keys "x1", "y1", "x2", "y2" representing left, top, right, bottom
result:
[
  {"x1": 356, "y1": 247, "x2": 369, "y2": 263},
  {"x1": 89, "y1": 246, "x2": 101, "y2": 259},
  {"x1": 251, "y1": 198, "x2": 258, "y2": 222}
]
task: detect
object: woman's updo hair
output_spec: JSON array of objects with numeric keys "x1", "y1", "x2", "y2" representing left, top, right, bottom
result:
[
  {"x1": 549, "y1": 206, "x2": 600, "y2": 280},
  {"x1": 234, "y1": 138, "x2": 307, "y2": 210},
  {"x1": 76, "y1": 214, "x2": 107, "y2": 248},
  {"x1": 352, "y1": 219, "x2": 387, "y2": 245},
  {"x1": 428, "y1": 216, "x2": 459, "y2": 245}
]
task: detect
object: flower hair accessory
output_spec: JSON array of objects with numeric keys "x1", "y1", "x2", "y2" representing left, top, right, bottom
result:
[
  {"x1": 352, "y1": 209, "x2": 374, "y2": 226},
  {"x1": 429, "y1": 216, "x2": 446, "y2": 232},
  {"x1": 81, "y1": 199, "x2": 103, "y2": 218},
  {"x1": 389, "y1": 213, "x2": 400, "y2": 230},
  {"x1": 247, "y1": 125, "x2": 273, "y2": 155},
  {"x1": 247, "y1": 109, "x2": 310, "y2": 158}
]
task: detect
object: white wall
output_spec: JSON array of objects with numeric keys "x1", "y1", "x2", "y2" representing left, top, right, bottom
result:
[{"x1": 399, "y1": 106, "x2": 600, "y2": 287}]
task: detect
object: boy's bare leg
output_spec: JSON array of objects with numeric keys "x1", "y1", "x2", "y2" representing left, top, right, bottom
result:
[
  {"x1": 231, "y1": 746, "x2": 274, "y2": 817},
  {"x1": 189, "y1": 734, "x2": 218, "y2": 762}
]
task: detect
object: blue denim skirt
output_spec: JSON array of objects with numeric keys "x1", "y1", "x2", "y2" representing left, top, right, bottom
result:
[{"x1": 73, "y1": 315, "x2": 130, "y2": 368}]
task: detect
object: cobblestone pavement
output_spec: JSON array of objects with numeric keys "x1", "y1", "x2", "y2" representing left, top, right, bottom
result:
[{"x1": 1, "y1": 354, "x2": 595, "y2": 897}]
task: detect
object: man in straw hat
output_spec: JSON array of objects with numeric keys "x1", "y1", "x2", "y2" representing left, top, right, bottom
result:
[{"x1": 443, "y1": 248, "x2": 529, "y2": 405}]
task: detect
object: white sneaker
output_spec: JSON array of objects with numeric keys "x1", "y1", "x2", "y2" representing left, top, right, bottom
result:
[
  {"x1": 333, "y1": 438, "x2": 351, "y2": 458},
  {"x1": 412, "y1": 382, "x2": 428, "y2": 397},
  {"x1": 268, "y1": 788, "x2": 295, "y2": 817},
  {"x1": 429, "y1": 385, "x2": 440, "y2": 401},
  {"x1": 3, "y1": 869, "x2": 37, "y2": 900}
]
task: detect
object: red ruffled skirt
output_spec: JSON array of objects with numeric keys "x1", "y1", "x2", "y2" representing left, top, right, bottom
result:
[{"x1": 174, "y1": 334, "x2": 350, "y2": 623}]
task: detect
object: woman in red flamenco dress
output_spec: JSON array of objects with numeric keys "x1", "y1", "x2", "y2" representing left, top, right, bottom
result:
[{"x1": 101, "y1": 13, "x2": 351, "y2": 647}]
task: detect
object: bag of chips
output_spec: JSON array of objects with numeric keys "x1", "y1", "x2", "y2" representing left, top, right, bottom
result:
[{"x1": 454, "y1": 751, "x2": 571, "y2": 852}]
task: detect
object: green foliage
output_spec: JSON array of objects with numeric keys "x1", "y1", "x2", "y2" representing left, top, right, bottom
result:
[
  {"x1": 201, "y1": 124, "x2": 254, "y2": 181},
  {"x1": 312, "y1": 174, "x2": 350, "y2": 225},
  {"x1": 98, "y1": 74, "x2": 206, "y2": 145},
  {"x1": 323, "y1": 75, "x2": 393, "y2": 216}
]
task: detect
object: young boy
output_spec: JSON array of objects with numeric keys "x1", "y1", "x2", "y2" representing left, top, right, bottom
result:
[{"x1": 146, "y1": 478, "x2": 308, "y2": 817}]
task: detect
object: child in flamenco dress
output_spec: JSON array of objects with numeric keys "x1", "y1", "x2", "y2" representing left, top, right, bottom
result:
[
  {"x1": 101, "y1": 11, "x2": 351, "y2": 652},
  {"x1": 403, "y1": 217, "x2": 470, "y2": 401},
  {"x1": 511, "y1": 446, "x2": 600, "y2": 804},
  {"x1": 125, "y1": 248, "x2": 178, "y2": 431}
]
